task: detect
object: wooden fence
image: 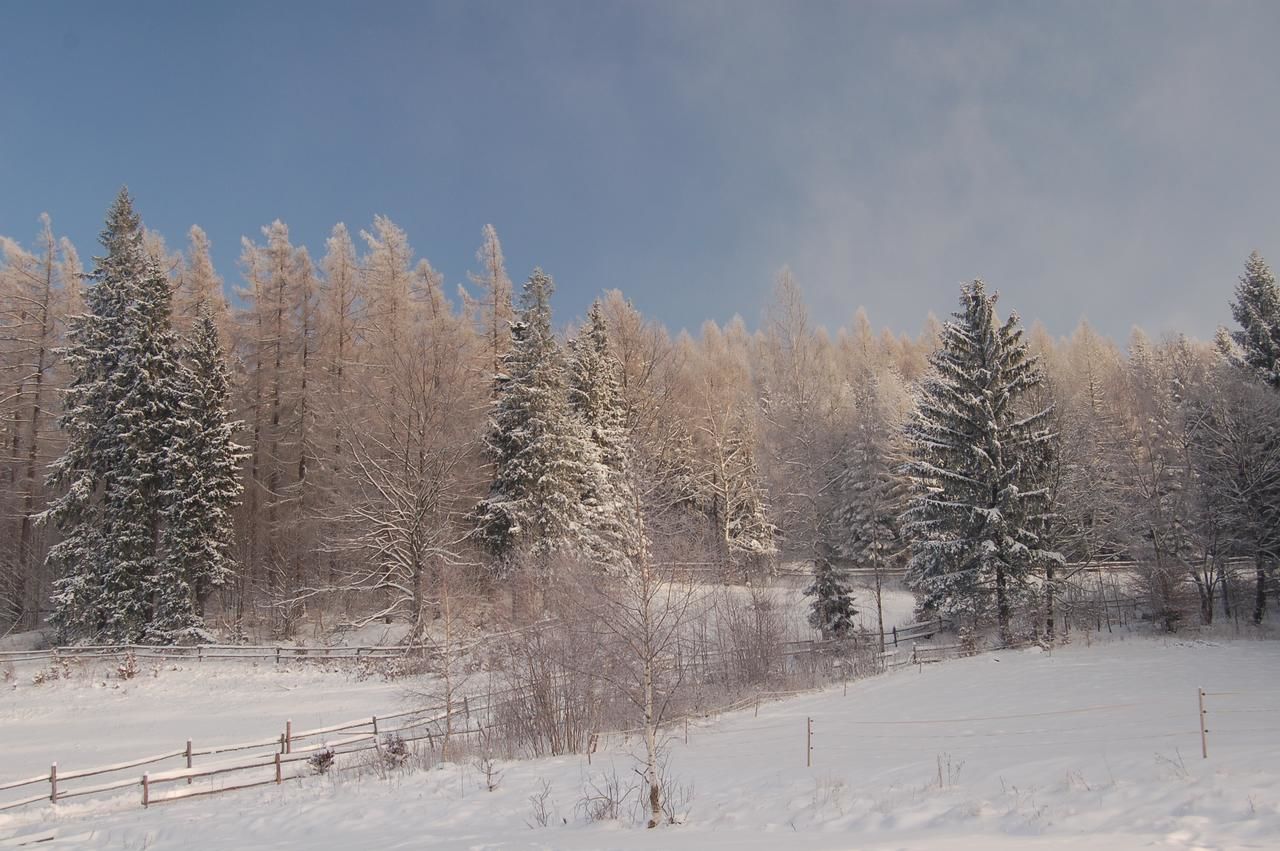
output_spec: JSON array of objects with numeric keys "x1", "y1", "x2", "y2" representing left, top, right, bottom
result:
[
  {"x1": 0, "y1": 643, "x2": 438, "y2": 666},
  {"x1": 0, "y1": 619, "x2": 946, "y2": 668},
  {"x1": 0, "y1": 694, "x2": 506, "y2": 813}
]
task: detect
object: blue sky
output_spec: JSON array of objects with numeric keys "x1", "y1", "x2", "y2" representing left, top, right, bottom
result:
[{"x1": 2, "y1": 1, "x2": 1279, "y2": 340}]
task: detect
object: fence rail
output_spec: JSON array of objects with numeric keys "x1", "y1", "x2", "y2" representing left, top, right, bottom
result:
[{"x1": 0, "y1": 643, "x2": 443, "y2": 665}]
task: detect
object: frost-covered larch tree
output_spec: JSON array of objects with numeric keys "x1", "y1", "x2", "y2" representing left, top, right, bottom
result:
[
  {"x1": 903, "y1": 280, "x2": 1060, "y2": 644},
  {"x1": 827, "y1": 375, "x2": 909, "y2": 649},
  {"x1": 474, "y1": 269, "x2": 590, "y2": 576},
  {"x1": 568, "y1": 300, "x2": 646, "y2": 573},
  {"x1": 1220, "y1": 251, "x2": 1280, "y2": 388},
  {"x1": 465, "y1": 224, "x2": 515, "y2": 379},
  {"x1": 150, "y1": 308, "x2": 246, "y2": 641},
  {"x1": 45, "y1": 189, "x2": 191, "y2": 643},
  {"x1": 720, "y1": 413, "x2": 778, "y2": 576}
]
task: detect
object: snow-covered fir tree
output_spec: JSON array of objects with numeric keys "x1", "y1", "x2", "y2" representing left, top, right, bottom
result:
[
  {"x1": 805, "y1": 556, "x2": 856, "y2": 639},
  {"x1": 1221, "y1": 251, "x2": 1280, "y2": 388},
  {"x1": 45, "y1": 189, "x2": 191, "y2": 643},
  {"x1": 903, "y1": 280, "x2": 1060, "y2": 644},
  {"x1": 473, "y1": 269, "x2": 591, "y2": 574},
  {"x1": 150, "y1": 307, "x2": 246, "y2": 642},
  {"x1": 568, "y1": 300, "x2": 646, "y2": 573}
]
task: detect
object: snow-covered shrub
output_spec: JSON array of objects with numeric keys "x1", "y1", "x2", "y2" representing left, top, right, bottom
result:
[
  {"x1": 380, "y1": 733, "x2": 409, "y2": 769},
  {"x1": 116, "y1": 651, "x2": 140, "y2": 680},
  {"x1": 308, "y1": 748, "x2": 336, "y2": 774}
]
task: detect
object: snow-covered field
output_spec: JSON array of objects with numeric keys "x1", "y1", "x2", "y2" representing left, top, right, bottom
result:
[{"x1": 3, "y1": 635, "x2": 1277, "y2": 849}]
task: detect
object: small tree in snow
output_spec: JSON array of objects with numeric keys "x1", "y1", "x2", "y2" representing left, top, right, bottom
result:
[{"x1": 805, "y1": 557, "x2": 856, "y2": 639}]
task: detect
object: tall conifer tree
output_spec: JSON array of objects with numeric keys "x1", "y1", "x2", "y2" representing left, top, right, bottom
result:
[
  {"x1": 903, "y1": 281, "x2": 1060, "y2": 643},
  {"x1": 46, "y1": 189, "x2": 189, "y2": 642},
  {"x1": 568, "y1": 301, "x2": 645, "y2": 572},
  {"x1": 474, "y1": 269, "x2": 590, "y2": 574}
]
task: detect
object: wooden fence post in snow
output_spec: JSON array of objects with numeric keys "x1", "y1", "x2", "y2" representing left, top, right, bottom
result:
[
  {"x1": 285, "y1": 719, "x2": 292, "y2": 754},
  {"x1": 1199, "y1": 688, "x2": 1208, "y2": 759},
  {"x1": 186, "y1": 739, "x2": 193, "y2": 784},
  {"x1": 49, "y1": 763, "x2": 57, "y2": 803},
  {"x1": 141, "y1": 773, "x2": 149, "y2": 808},
  {"x1": 274, "y1": 752, "x2": 282, "y2": 784},
  {"x1": 806, "y1": 717, "x2": 813, "y2": 768},
  {"x1": 892, "y1": 627, "x2": 898, "y2": 647}
]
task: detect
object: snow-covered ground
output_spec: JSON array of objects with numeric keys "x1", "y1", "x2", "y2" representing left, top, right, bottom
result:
[
  {"x1": 0, "y1": 658, "x2": 415, "y2": 783},
  {"x1": 3, "y1": 635, "x2": 1277, "y2": 849}
]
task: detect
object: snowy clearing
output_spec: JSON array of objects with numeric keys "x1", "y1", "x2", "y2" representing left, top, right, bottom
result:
[{"x1": 2, "y1": 636, "x2": 1277, "y2": 849}]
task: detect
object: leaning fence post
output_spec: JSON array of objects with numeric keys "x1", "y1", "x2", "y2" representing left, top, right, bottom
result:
[
  {"x1": 1198, "y1": 688, "x2": 1208, "y2": 759},
  {"x1": 141, "y1": 773, "x2": 149, "y2": 808},
  {"x1": 49, "y1": 763, "x2": 57, "y2": 803},
  {"x1": 186, "y1": 739, "x2": 193, "y2": 784}
]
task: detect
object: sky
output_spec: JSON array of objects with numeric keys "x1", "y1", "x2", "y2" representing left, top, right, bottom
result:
[{"x1": 2, "y1": 0, "x2": 1279, "y2": 342}]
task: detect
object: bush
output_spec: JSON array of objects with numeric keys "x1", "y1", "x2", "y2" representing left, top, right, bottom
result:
[
  {"x1": 117, "y1": 651, "x2": 140, "y2": 680},
  {"x1": 380, "y1": 733, "x2": 409, "y2": 769},
  {"x1": 308, "y1": 748, "x2": 336, "y2": 774}
]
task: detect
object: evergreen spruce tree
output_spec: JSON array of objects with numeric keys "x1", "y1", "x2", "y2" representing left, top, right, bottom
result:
[
  {"x1": 903, "y1": 281, "x2": 1060, "y2": 644},
  {"x1": 473, "y1": 269, "x2": 590, "y2": 574},
  {"x1": 150, "y1": 308, "x2": 246, "y2": 642},
  {"x1": 805, "y1": 556, "x2": 857, "y2": 639},
  {"x1": 568, "y1": 301, "x2": 646, "y2": 572},
  {"x1": 45, "y1": 189, "x2": 189, "y2": 643},
  {"x1": 1222, "y1": 252, "x2": 1280, "y2": 388}
]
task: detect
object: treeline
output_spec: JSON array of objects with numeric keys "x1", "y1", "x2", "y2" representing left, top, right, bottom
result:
[{"x1": 1, "y1": 190, "x2": 1277, "y2": 643}]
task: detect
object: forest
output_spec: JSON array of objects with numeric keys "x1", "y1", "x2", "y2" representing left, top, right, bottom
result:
[{"x1": 2, "y1": 189, "x2": 1278, "y2": 647}]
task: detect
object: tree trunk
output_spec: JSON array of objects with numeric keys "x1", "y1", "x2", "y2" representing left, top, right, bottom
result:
[
  {"x1": 873, "y1": 564, "x2": 885, "y2": 654},
  {"x1": 1044, "y1": 560, "x2": 1055, "y2": 642},
  {"x1": 1255, "y1": 560, "x2": 1268, "y2": 625},
  {"x1": 995, "y1": 561, "x2": 1009, "y2": 645}
]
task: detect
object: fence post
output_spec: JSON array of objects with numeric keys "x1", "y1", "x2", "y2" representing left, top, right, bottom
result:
[
  {"x1": 464, "y1": 695, "x2": 471, "y2": 722},
  {"x1": 892, "y1": 627, "x2": 898, "y2": 647},
  {"x1": 49, "y1": 763, "x2": 57, "y2": 803},
  {"x1": 1198, "y1": 688, "x2": 1208, "y2": 759},
  {"x1": 197, "y1": 645, "x2": 203, "y2": 664},
  {"x1": 186, "y1": 739, "x2": 193, "y2": 784},
  {"x1": 275, "y1": 647, "x2": 281, "y2": 666},
  {"x1": 806, "y1": 717, "x2": 813, "y2": 768},
  {"x1": 141, "y1": 773, "x2": 149, "y2": 808},
  {"x1": 274, "y1": 752, "x2": 282, "y2": 784},
  {"x1": 285, "y1": 719, "x2": 292, "y2": 754}
]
